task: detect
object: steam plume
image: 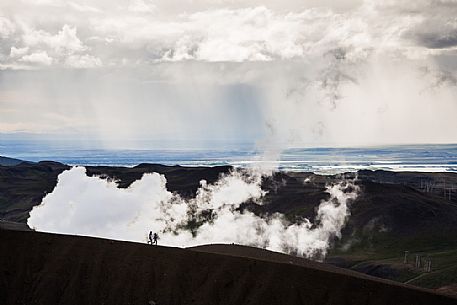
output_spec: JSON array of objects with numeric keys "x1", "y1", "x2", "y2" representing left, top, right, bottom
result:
[{"x1": 28, "y1": 166, "x2": 358, "y2": 260}]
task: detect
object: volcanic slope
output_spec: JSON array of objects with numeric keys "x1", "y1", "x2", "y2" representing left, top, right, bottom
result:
[{"x1": 1, "y1": 229, "x2": 456, "y2": 305}]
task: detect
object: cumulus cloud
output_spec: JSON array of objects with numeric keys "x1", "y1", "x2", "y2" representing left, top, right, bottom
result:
[
  {"x1": 22, "y1": 24, "x2": 86, "y2": 55},
  {"x1": 128, "y1": 0, "x2": 156, "y2": 13},
  {"x1": 65, "y1": 54, "x2": 102, "y2": 68},
  {"x1": 1, "y1": 1, "x2": 456, "y2": 66},
  {"x1": 0, "y1": 17, "x2": 15, "y2": 38},
  {"x1": 19, "y1": 51, "x2": 53, "y2": 65},
  {"x1": 67, "y1": 2, "x2": 101, "y2": 13},
  {"x1": 10, "y1": 47, "x2": 29, "y2": 58},
  {"x1": 159, "y1": 7, "x2": 309, "y2": 62},
  {"x1": 28, "y1": 167, "x2": 359, "y2": 259}
]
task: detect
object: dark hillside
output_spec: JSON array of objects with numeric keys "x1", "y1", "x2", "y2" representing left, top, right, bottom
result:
[{"x1": 1, "y1": 229, "x2": 455, "y2": 305}]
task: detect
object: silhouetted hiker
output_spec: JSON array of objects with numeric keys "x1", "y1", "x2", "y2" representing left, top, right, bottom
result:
[
  {"x1": 147, "y1": 231, "x2": 153, "y2": 245},
  {"x1": 153, "y1": 232, "x2": 159, "y2": 245}
]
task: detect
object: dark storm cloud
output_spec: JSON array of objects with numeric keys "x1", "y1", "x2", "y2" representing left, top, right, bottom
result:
[{"x1": 417, "y1": 32, "x2": 457, "y2": 49}]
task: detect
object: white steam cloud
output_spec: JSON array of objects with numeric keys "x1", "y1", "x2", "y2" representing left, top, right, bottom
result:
[{"x1": 28, "y1": 166, "x2": 358, "y2": 259}]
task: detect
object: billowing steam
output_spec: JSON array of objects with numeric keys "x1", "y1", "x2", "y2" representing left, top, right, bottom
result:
[{"x1": 28, "y1": 166, "x2": 358, "y2": 260}]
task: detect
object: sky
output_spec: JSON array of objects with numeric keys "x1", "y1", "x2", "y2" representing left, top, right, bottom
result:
[{"x1": 1, "y1": 0, "x2": 457, "y2": 149}]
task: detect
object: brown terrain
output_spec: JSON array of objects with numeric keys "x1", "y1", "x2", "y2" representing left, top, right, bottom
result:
[{"x1": 1, "y1": 229, "x2": 456, "y2": 305}]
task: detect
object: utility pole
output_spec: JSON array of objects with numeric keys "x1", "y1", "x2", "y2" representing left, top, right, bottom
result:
[
  {"x1": 443, "y1": 179, "x2": 446, "y2": 198},
  {"x1": 423, "y1": 258, "x2": 432, "y2": 273},
  {"x1": 415, "y1": 254, "x2": 422, "y2": 268}
]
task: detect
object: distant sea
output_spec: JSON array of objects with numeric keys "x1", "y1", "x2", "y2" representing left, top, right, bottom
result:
[{"x1": 1, "y1": 141, "x2": 457, "y2": 174}]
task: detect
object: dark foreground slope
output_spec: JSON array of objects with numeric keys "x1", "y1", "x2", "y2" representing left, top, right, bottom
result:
[{"x1": 1, "y1": 230, "x2": 456, "y2": 305}]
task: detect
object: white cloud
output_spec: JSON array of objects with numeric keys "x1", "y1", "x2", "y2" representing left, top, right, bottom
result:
[
  {"x1": 22, "y1": 24, "x2": 86, "y2": 55},
  {"x1": 128, "y1": 0, "x2": 156, "y2": 13},
  {"x1": 10, "y1": 46, "x2": 29, "y2": 58},
  {"x1": 19, "y1": 51, "x2": 53, "y2": 65},
  {"x1": 65, "y1": 54, "x2": 102, "y2": 68},
  {"x1": 67, "y1": 2, "x2": 101, "y2": 13},
  {"x1": 21, "y1": 0, "x2": 62, "y2": 6},
  {"x1": 2, "y1": 1, "x2": 457, "y2": 65},
  {"x1": 0, "y1": 17, "x2": 15, "y2": 38}
]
